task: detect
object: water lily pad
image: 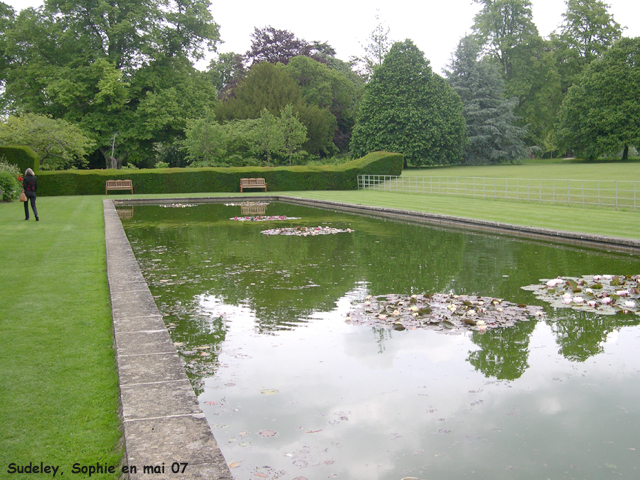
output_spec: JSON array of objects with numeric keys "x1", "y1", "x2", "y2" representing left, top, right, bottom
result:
[
  {"x1": 522, "y1": 275, "x2": 640, "y2": 315},
  {"x1": 230, "y1": 215, "x2": 300, "y2": 222},
  {"x1": 346, "y1": 293, "x2": 544, "y2": 333},
  {"x1": 261, "y1": 226, "x2": 353, "y2": 236}
]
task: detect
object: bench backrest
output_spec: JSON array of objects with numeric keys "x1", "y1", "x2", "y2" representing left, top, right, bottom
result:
[
  {"x1": 106, "y1": 180, "x2": 132, "y2": 187},
  {"x1": 240, "y1": 178, "x2": 265, "y2": 186}
]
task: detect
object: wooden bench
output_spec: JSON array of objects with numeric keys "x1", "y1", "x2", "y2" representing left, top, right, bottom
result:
[
  {"x1": 240, "y1": 178, "x2": 267, "y2": 192},
  {"x1": 106, "y1": 179, "x2": 133, "y2": 195}
]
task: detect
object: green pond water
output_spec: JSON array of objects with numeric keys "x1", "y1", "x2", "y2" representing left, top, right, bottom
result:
[{"x1": 119, "y1": 202, "x2": 640, "y2": 480}]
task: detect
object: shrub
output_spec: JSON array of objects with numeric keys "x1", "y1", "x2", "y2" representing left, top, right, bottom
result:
[{"x1": 0, "y1": 171, "x2": 21, "y2": 201}]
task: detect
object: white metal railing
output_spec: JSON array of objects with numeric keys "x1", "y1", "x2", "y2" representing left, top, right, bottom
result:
[{"x1": 357, "y1": 175, "x2": 640, "y2": 211}]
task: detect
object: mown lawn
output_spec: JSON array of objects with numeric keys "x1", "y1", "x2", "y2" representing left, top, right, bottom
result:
[
  {"x1": 0, "y1": 196, "x2": 122, "y2": 479},
  {"x1": 279, "y1": 190, "x2": 640, "y2": 240},
  {"x1": 401, "y1": 158, "x2": 640, "y2": 181}
]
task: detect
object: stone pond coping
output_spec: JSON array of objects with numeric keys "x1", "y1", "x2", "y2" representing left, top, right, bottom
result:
[
  {"x1": 104, "y1": 200, "x2": 233, "y2": 480},
  {"x1": 104, "y1": 195, "x2": 640, "y2": 479}
]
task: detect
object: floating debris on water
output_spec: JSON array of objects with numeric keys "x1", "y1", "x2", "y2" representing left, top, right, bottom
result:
[
  {"x1": 346, "y1": 293, "x2": 544, "y2": 333},
  {"x1": 224, "y1": 201, "x2": 269, "y2": 206},
  {"x1": 231, "y1": 215, "x2": 300, "y2": 222},
  {"x1": 159, "y1": 203, "x2": 199, "y2": 208},
  {"x1": 261, "y1": 226, "x2": 353, "y2": 236},
  {"x1": 521, "y1": 274, "x2": 640, "y2": 315}
]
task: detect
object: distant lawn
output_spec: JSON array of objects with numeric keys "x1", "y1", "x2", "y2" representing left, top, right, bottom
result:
[
  {"x1": 0, "y1": 196, "x2": 122, "y2": 479},
  {"x1": 401, "y1": 158, "x2": 640, "y2": 181},
  {"x1": 278, "y1": 190, "x2": 640, "y2": 241}
]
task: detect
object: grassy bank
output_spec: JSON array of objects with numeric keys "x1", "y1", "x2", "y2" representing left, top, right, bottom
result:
[
  {"x1": 401, "y1": 158, "x2": 640, "y2": 181},
  {"x1": 278, "y1": 190, "x2": 640, "y2": 240},
  {"x1": 0, "y1": 196, "x2": 122, "y2": 479}
]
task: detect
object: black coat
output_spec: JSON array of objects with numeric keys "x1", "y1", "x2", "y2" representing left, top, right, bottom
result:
[{"x1": 23, "y1": 175, "x2": 37, "y2": 193}]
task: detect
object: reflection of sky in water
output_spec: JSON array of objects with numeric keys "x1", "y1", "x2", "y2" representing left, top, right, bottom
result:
[
  {"x1": 197, "y1": 289, "x2": 640, "y2": 480},
  {"x1": 122, "y1": 203, "x2": 640, "y2": 479}
]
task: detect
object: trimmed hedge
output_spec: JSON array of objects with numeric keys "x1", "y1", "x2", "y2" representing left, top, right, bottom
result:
[
  {"x1": 0, "y1": 146, "x2": 40, "y2": 174},
  {"x1": 37, "y1": 151, "x2": 403, "y2": 196}
]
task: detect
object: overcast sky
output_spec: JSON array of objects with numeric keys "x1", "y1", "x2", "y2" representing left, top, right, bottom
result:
[{"x1": 5, "y1": 0, "x2": 640, "y2": 75}]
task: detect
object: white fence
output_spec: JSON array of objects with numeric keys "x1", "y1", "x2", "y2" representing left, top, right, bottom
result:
[{"x1": 357, "y1": 175, "x2": 640, "y2": 211}]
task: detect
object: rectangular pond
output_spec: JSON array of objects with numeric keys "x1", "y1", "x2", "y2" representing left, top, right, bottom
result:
[{"x1": 119, "y1": 201, "x2": 640, "y2": 480}]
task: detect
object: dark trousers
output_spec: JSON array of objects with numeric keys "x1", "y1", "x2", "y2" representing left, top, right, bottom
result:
[{"x1": 24, "y1": 191, "x2": 38, "y2": 219}]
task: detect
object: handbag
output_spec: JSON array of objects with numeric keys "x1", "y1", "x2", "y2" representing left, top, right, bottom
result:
[{"x1": 19, "y1": 191, "x2": 27, "y2": 202}]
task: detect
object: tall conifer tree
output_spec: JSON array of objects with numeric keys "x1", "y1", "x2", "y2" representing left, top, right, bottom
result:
[{"x1": 446, "y1": 35, "x2": 528, "y2": 164}]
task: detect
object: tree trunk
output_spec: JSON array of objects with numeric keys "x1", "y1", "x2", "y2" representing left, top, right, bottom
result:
[{"x1": 622, "y1": 145, "x2": 629, "y2": 160}]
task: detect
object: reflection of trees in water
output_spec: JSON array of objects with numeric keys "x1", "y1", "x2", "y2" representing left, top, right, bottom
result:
[
  {"x1": 467, "y1": 320, "x2": 537, "y2": 380},
  {"x1": 123, "y1": 202, "x2": 640, "y2": 367},
  {"x1": 548, "y1": 310, "x2": 640, "y2": 362},
  {"x1": 372, "y1": 327, "x2": 393, "y2": 354},
  {"x1": 158, "y1": 298, "x2": 227, "y2": 395}
]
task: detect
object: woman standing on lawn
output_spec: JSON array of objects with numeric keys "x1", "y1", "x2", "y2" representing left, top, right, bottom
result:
[{"x1": 22, "y1": 168, "x2": 38, "y2": 221}]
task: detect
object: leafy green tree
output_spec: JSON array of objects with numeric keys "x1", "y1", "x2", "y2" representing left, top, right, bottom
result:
[
  {"x1": 557, "y1": 37, "x2": 640, "y2": 160},
  {"x1": 215, "y1": 62, "x2": 335, "y2": 155},
  {"x1": 552, "y1": 0, "x2": 623, "y2": 92},
  {"x1": 220, "y1": 119, "x2": 260, "y2": 165},
  {"x1": 183, "y1": 112, "x2": 227, "y2": 166},
  {"x1": 3, "y1": 0, "x2": 220, "y2": 168},
  {"x1": 504, "y1": 35, "x2": 562, "y2": 146},
  {"x1": 351, "y1": 39, "x2": 466, "y2": 167},
  {"x1": 253, "y1": 108, "x2": 284, "y2": 166},
  {"x1": 472, "y1": 0, "x2": 538, "y2": 78},
  {"x1": 472, "y1": 0, "x2": 562, "y2": 146},
  {"x1": 207, "y1": 52, "x2": 246, "y2": 97},
  {"x1": 284, "y1": 55, "x2": 360, "y2": 152},
  {"x1": 446, "y1": 35, "x2": 528, "y2": 164},
  {"x1": 279, "y1": 104, "x2": 307, "y2": 165},
  {"x1": 0, "y1": 2, "x2": 15, "y2": 112},
  {"x1": 0, "y1": 113, "x2": 95, "y2": 169}
]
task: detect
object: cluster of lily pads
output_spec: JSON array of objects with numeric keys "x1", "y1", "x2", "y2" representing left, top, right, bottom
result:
[
  {"x1": 159, "y1": 203, "x2": 198, "y2": 208},
  {"x1": 346, "y1": 293, "x2": 544, "y2": 333},
  {"x1": 261, "y1": 226, "x2": 354, "y2": 236},
  {"x1": 224, "y1": 201, "x2": 269, "y2": 206},
  {"x1": 521, "y1": 275, "x2": 640, "y2": 315},
  {"x1": 230, "y1": 215, "x2": 300, "y2": 222}
]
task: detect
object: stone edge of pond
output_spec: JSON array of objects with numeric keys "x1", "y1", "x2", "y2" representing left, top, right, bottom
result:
[
  {"x1": 103, "y1": 199, "x2": 233, "y2": 480},
  {"x1": 113, "y1": 195, "x2": 640, "y2": 253}
]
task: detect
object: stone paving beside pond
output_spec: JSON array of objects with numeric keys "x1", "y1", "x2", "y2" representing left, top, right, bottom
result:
[{"x1": 104, "y1": 200, "x2": 232, "y2": 480}]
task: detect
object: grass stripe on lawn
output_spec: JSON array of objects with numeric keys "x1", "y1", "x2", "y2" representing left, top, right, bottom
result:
[
  {"x1": 279, "y1": 190, "x2": 640, "y2": 241},
  {"x1": 0, "y1": 196, "x2": 122, "y2": 478}
]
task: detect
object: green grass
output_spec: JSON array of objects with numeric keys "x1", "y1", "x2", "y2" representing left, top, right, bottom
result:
[
  {"x1": 401, "y1": 158, "x2": 640, "y2": 181},
  {"x1": 277, "y1": 190, "x2": 640, "y2": 240},
  {"x1": 0, "y1": 196, "x2": 122, "y2": 479}
]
